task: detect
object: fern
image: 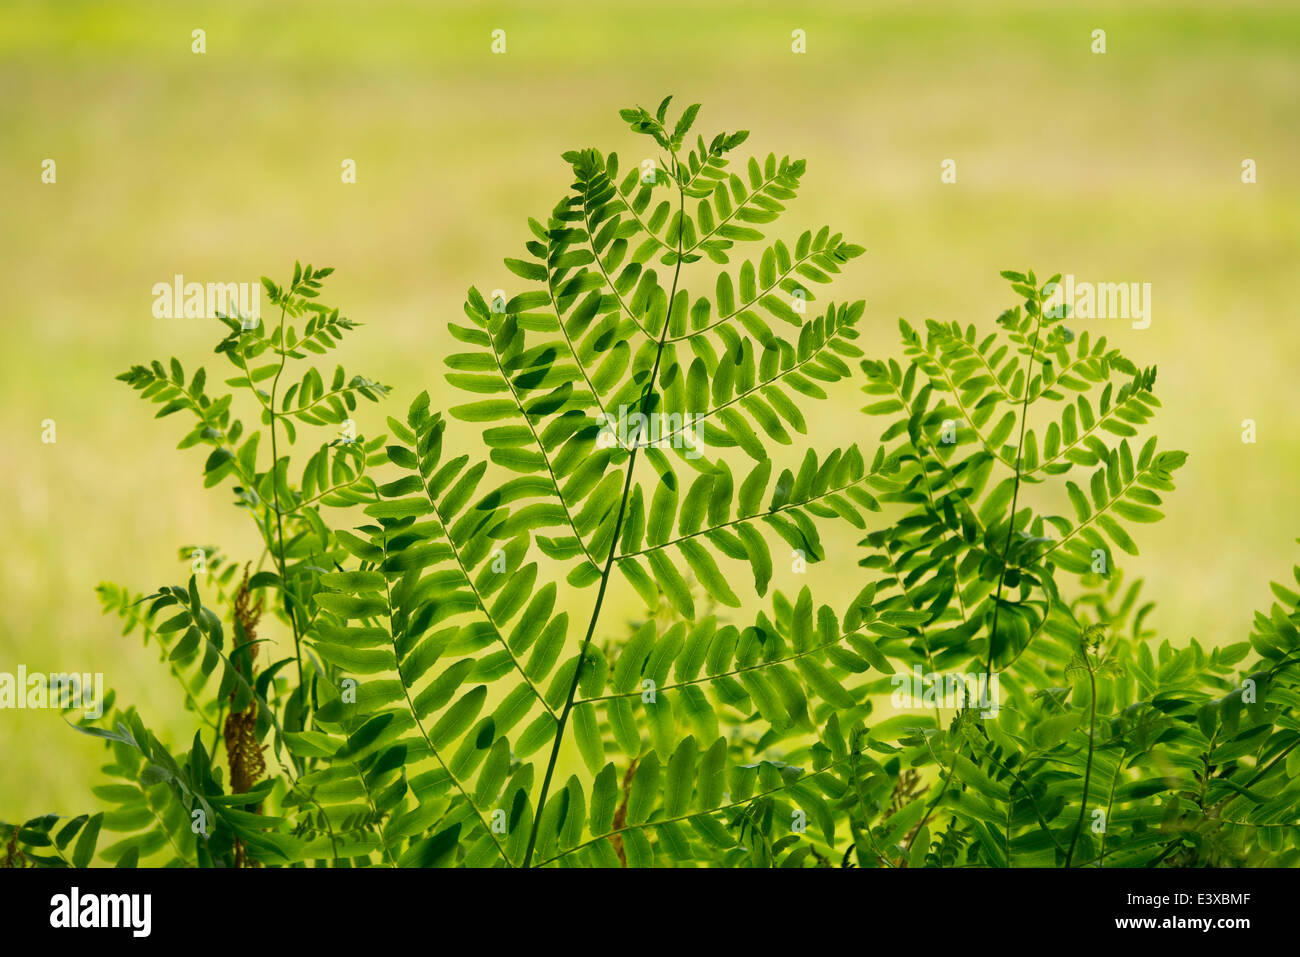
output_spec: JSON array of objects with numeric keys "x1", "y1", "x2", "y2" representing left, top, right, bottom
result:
[
  {"x1": 846, "y1": 276, "x2": 1299, "y2": 867},
  {"x1": 316, "y1": 97, "x2": 884, "y2": 868},
  {"x1": 9, "y1": 101, "x2": 1300, "y2": 870},
  {"x1": 859, "y1": 274, "x2": 1185, "y2": 674}
]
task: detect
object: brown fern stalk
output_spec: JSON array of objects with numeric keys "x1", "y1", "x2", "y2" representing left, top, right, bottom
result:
[
  {"x1": 225, "y1": 566, "x2": 266, "y2": 866},
  {"x1": 608, "y1": 758, "x2": 639, "y2": 867}
]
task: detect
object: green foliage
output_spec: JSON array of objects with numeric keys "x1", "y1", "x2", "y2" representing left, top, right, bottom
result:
[
  {"x1": 845, "y1": 273, "x2": 1298, "y2": 867},
  {"x1": 8, "y1": 101, "x2": 1300, "y2": 869}
]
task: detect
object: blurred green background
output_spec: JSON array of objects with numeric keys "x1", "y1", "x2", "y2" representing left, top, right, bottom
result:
[{"x1": 2, "y1": 0, "x2": 1298, "y2": 821}]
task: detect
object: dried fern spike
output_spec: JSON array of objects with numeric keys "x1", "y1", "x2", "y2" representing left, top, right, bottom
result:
[{"x1": 225, "y1": 567, "x2": 265, "y2": 798}]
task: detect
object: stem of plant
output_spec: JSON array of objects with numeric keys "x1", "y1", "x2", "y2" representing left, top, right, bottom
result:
[
  {"x1": 1063, "y1": 649, "x2": 1097, "y2": 867},
  {"x1": 265, "y1": 298, "x2": 307, "y2": 724},
  {"x1": 522, "y1": 152, "x2": 685, "y2": 868},
  {"x1": 984, "y1": 288, "x2": 1045, "y2": 678}
]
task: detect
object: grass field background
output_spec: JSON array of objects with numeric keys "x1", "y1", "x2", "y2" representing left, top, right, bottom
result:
[{"x1": 2, "y1": 0, "x2": 1298, "y2": 820}]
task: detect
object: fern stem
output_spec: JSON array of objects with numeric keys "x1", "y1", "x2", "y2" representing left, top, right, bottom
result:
[
  {"x1": 377, "y1": 520, "x2": 512, "y2": 862},
  {"x1": 847, "y1": 738, "x2": 897, "y2": 868},
  {"x1": 1096, "y1": 752, "x2": 1122, "y2": 867},
  {"x1": 1064, "y1": 652, "x2": 1097, "y2": 867},
  {"x1": 485, "y1": 317, "x2": 598, "y2": 567},
  {"x1": 650, "y1": 324, "x2": 849, "y2": 445},
  {"x1": 424, "y1": 493, "x2": 556, "y2": 717},
  {"x1": 879, "y1": 372, "x2": 981, "y2": 628},
  {"x1": 880, "y1": 537, "x2": 946, "y2": 728},
  {"x1": 904, "y1": 762, "x2": 955, "y2": 859},
  {"x1": 537, "y1": 755, "x2": 852, "y2": 868},
  {"x1": 550, "y1": 222, "x2": 620, "y2": 421},
  {"x1": 981, "y1": 745, "x2": 1070, "y2": 857},
  {"x1": 984, "y1": 290, "x2": 1045, "y2": 677},
  {"x1": 1245, "y1": 737, "x2": 1300, "y2": 787},
  {"x1": 265, "y1": 300, "x2": 308, "y2": 725},
  {"x1": 616, "y1": 470, "x2": 875, "y2": 560},
  {"x1": 576, "y1": 630, "x2": 853, "y2": 705},
  {"x1": 522, "y1": 152, "x2": 687, "y2": 868},
  {"x1": 666, "y1": 247, "x2": 822, "y2": 342}
]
